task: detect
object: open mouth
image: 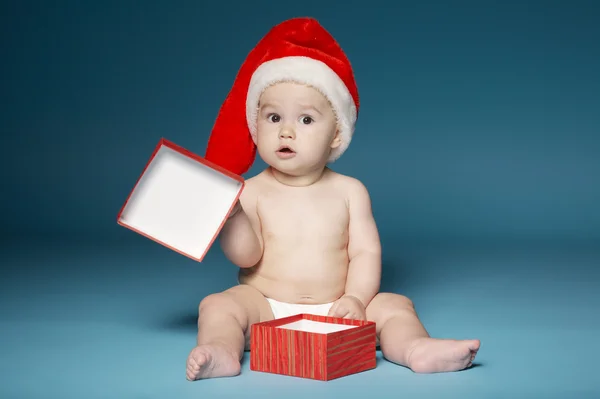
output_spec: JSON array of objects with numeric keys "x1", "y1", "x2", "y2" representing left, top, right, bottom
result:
[{"x1": 277, "y1": 146, "x2": 295, "y2": 154}]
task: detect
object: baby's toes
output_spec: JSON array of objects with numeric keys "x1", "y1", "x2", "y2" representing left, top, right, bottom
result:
[
  {"x1": 470, "y1": 350, "x2": 478, "y2": 362},
  {"x1": 187, "y1": 360, "x2": 198, "y2": 373},
  {"x1": 186, "y1": 369, "x2": 195, "y2": 380},
  {"x1": 186, "y1": 361, "x2": 198, "y2": 378},
  {"x1": 466, "y1": 350, "x2": 478, "y2": 367}
]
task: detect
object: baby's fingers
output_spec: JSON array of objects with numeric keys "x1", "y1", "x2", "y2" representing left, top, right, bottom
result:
[
  {"x1": 343, "y1": 311, "x2": 360, "y2": 320},
  {"x1": 342, "y1": 305, "x2": 365, "y2": 320},
  {"x1": 336, "y1": 307, "x2": 350, "y2": 318},
  {"x1": 327, "y1": 302, "x2": 338, "y2": 317},
  {"x1": 329, "y1": 303, "x2": 349, "y2": 318}
]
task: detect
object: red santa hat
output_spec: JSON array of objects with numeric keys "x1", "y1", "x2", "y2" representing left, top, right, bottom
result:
[{"x1": 204, "y1": 17, "x2": 359, "y2": 176}]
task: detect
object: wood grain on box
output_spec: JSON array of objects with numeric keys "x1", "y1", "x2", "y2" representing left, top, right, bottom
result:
[{"x1": 250, "y1": 314, "x2": 377, "y2": 381}]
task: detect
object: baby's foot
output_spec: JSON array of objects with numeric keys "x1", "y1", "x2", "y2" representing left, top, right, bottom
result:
[
  {"x1": 406, "y1": 337, "x2": 480, "y2": 373},
  {"x1": 186, "y1": 344, "x2": 241, "y2": 380}
]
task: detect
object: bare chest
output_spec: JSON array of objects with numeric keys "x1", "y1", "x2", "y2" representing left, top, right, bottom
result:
[{"x1": 257, "y1": 193, "x2": 349, "y2": 244}]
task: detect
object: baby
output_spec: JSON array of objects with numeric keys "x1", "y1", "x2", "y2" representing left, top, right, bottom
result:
[{"x1": 187, "y1": 18, "x2": 480, "y2": 380}]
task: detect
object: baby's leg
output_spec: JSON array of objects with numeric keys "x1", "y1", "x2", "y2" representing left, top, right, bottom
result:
[
  {"x1": 186, "y1": 284, "x2": 273, "y2": 380},
  {"x1": 366, "y1": 293, "x2": 480, "y2": 373}
]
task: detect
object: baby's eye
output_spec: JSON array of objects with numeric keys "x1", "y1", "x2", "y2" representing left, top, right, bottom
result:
[
  {"x1": 268, "y1": 113, "x2": 281, "y2": 123},
  {"x1": 300, "y1": 116, "x2": 313, "y2": 125}
]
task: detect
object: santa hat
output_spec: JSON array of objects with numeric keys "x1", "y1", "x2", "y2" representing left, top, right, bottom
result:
[{"x1": 204, "y1": 17, "x2": 359, "y2": 176}]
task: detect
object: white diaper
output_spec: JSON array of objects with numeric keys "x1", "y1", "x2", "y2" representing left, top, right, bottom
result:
[{"x1": 266, "y1": 298, "x2": 334, "y2": 319}]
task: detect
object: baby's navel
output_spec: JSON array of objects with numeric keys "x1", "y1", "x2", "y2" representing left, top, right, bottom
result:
[{"x1": 299, "y1": 295, "x2": 316, "y2": 303}]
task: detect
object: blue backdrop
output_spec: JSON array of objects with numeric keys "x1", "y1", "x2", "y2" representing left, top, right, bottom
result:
[
  {"x1": 3, "y1": 0, "x2": 598, "y2": 243},
  {"x1": 2, "y1": 1, "x2": 599, "y2": 398}
]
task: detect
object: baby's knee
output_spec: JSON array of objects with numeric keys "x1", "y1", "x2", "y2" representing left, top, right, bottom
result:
[
  {"x1": 199, "y1": 292, "x2": 240, "y2": 315},
  {"x1": 199, "y1": 292, "x2": 252, "y2": 330},
  {"x1": 374, "y1": 292, "x2": 415, "y2": 311}
]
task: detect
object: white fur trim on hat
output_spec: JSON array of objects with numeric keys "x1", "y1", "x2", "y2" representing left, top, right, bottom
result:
[{"x1": 246, "y1": 56, "x2": 357, "y2": 162}]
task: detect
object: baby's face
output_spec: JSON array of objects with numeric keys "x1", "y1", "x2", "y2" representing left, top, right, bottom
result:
[{"x1": 255, "y1": 82, "x2": 340, "y2": 176}]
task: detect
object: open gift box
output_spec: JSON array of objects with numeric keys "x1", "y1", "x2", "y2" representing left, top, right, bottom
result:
[
  {"x1": 116, "y1": 138, "x2": 244, "y2": 261},
  {"x1": 250, "y1": 313, "x2": 377, "y2": 381}
]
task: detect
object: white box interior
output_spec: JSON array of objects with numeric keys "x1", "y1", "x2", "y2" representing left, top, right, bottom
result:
[
  {"x1": 277, "y1": 319, "x2": 358, "y2": 334},
  {"x1": 118, "y1": 144, "x2": 242, "y2": 259}
]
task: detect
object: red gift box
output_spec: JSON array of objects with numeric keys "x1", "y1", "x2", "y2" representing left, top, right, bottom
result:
[
  {"x1": 250, "y1": 313, "x2": 377, "y2": 381},
  {"x1": 117, "y1": 138, "x2": 244, "y2": 262}
]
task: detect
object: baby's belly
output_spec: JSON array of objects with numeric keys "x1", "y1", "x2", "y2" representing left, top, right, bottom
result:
[{"x1": 238, "y1": 247, "x2": 349, "y2": 304}]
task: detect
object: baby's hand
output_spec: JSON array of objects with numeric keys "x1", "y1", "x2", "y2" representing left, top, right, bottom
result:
[{"x1": 327, "y1": 295, "x2": 367, "y2": 321}]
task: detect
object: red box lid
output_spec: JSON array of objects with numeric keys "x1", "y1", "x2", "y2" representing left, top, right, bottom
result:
[{"x1": 116, "y1": 138, "x2": 244, "y2": 262}]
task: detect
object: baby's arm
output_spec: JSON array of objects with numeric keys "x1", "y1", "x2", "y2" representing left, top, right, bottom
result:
[
  {"x1": 344, "y1": 179, "x2": 382, "y2": 307},
  {"x1": 218, "y1": 184, "x2": 263, "y2": 268}
]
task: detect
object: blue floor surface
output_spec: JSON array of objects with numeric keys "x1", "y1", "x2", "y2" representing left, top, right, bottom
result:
[{"x1": 1, "y1": 236, "x2": 599, "y2": 398}]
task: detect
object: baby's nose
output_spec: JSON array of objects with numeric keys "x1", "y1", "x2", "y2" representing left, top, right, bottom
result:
[{"x1": 279, "y1": 127, "x2": 295, "y2": 139}]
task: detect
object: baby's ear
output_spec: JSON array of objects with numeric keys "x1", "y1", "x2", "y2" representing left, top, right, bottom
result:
[{"x1": 330, "y1": 128, "x2": 342, "y2": 149}]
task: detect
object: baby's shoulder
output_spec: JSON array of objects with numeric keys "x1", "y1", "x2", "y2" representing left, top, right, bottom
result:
[
  {"x1": 326, "y1": 169, "x2": 370, "y2": 196},
  {"x1": 239, "y1": 170, "x2": 269, "y2": 200}
]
